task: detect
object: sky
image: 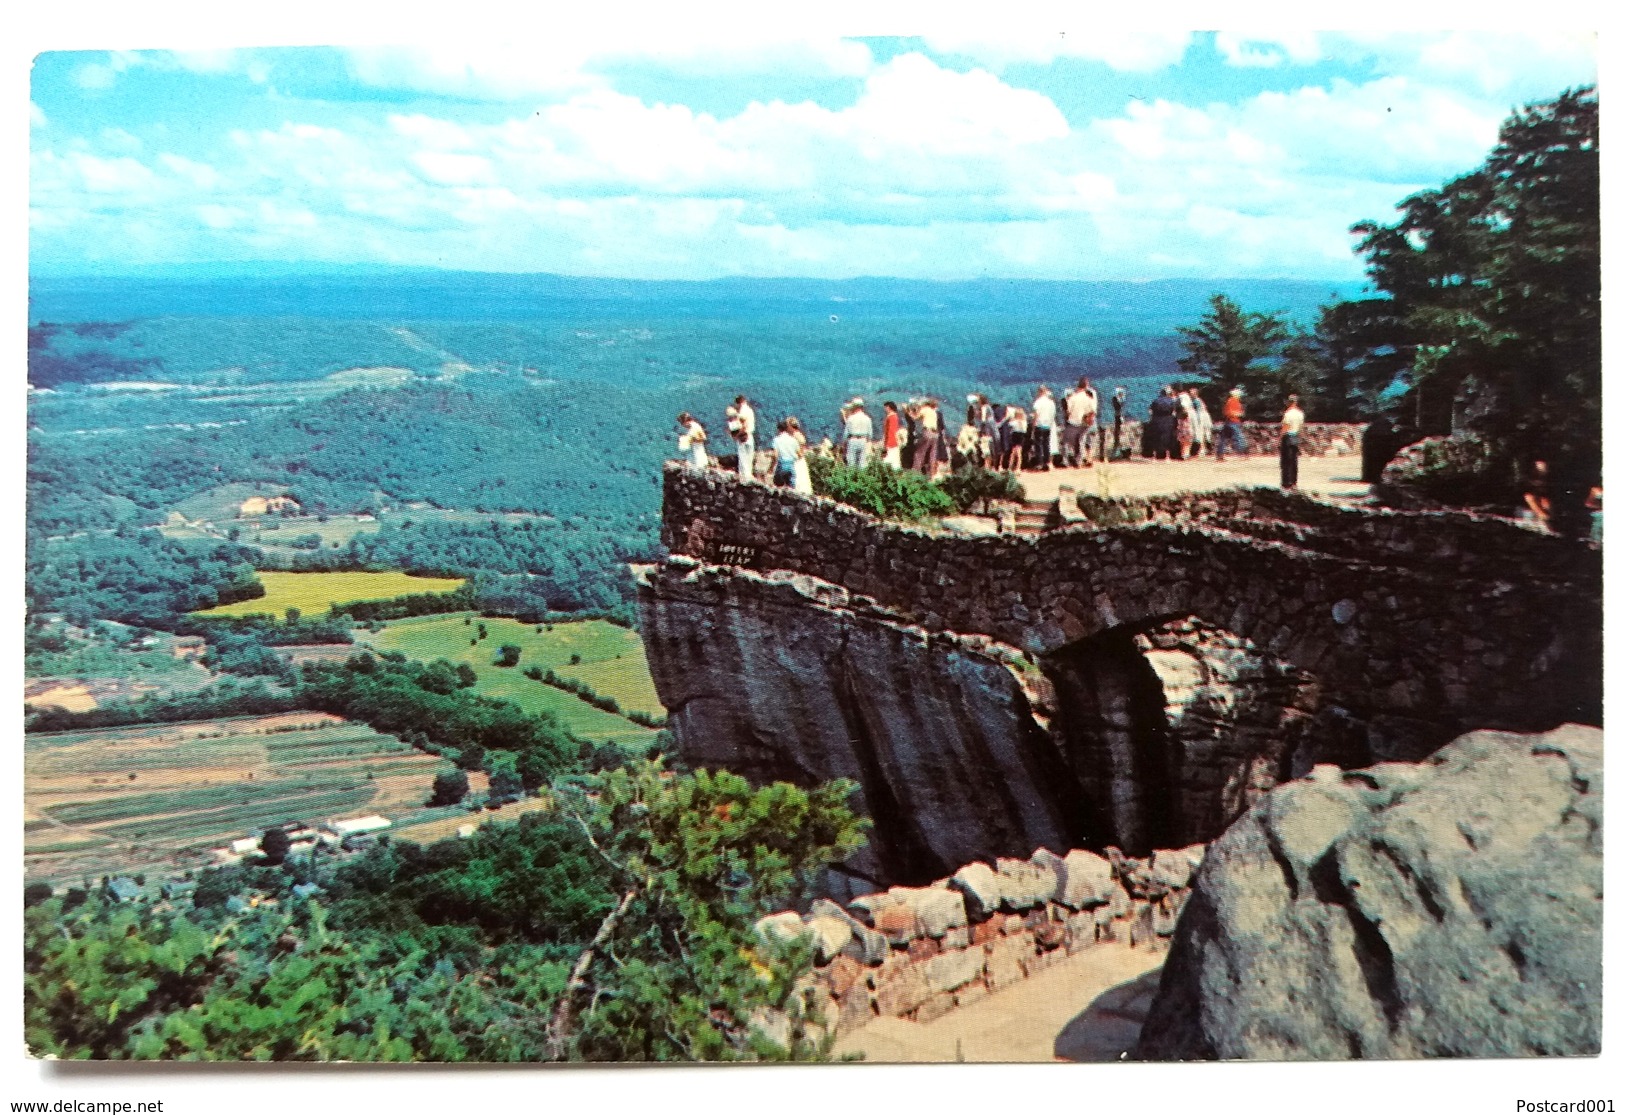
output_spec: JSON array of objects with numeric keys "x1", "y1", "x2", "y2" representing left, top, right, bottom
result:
[{"x1": 26, "y1": 30, "x2": 1598, "y2": 281}]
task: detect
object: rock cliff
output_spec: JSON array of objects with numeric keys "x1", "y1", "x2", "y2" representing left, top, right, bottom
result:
[
  {"x1": 640, "y1": 466, "x2": 1600, "y2": 888},
  {"x1": 1135, "y1": 724, "x2": 1603, "y2": 1060}
]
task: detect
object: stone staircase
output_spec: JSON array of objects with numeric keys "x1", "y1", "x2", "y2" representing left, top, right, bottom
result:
[{"x1": 1007, "y1": 498, "x2": 1058, "y2": 537}]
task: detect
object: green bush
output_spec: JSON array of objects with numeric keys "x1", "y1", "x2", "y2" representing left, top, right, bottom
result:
[
  {"x1": 807, "y1": 458, "x2": 955, "y2": 522},
  {"x1": 938, "y1": 466, "x2": 1026, "y2": 514}
]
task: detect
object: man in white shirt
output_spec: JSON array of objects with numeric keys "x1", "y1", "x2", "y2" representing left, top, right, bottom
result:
[
  {"x1": 733, "y1": 396, "x2": 757, "y2": 482},
  {"x1": 1280, "y1": 395, "x2": 1305, "y2": 489},
  {"x1": 843, "y1": 398, "x2": 873, "y2": 469},
  {"x1": 1062, "y1": 378, "x2": 1099, "y2": 468},
  {"x1": 1031, "y1": 386, "x2": 1056, "y2": 470}
]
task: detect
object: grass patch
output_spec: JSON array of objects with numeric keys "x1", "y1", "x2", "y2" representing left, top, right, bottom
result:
[
  {"x1": 193, "y1": 571, "x2": 466, "y2": 618},
  {"x1": 356, "y1": 615, "x2": 662, "y2": 745}
]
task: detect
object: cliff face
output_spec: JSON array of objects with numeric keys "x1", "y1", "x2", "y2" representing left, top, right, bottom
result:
[
  {"x1": 1135, "y1": 724, "x2": 1604, "y2": 1060},
  {"x1": 639, "y1": 558, "x2": 1318, "y2": 886},
  {"x1": 640, "y1": 466, "x2": 1601, "y2": 889},
  {"x1": 638, "y1": 558, "x2": 1086, "y2": 892}
]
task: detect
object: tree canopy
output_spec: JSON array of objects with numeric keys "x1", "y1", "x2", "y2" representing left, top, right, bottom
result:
[{"x1": 1351, "y1": 87, "x2": 1599, "y2": 495}]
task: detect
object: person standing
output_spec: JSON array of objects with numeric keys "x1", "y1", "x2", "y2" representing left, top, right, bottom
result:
[
  {"x1": 788, "y1": 417, "x2": 814, "y2": 494},
  {"x1": 1030, "y1": 386, "x2": 1056, "y2": 471},
  {"x1": 882, "y1": 401, "x2": 902, "y2": 468},
  {"x1": 1215, "y1": 388, "x2": 1248, "y2": 460},
  {"x1": 771, "y1": 419, "x2": 801, "y2": 488},
  {"x1": 1188, "y1": 388, "x2": 1213, "y2": 458},
  {"x1": 1175, "y1": 390, "x2": 1195, "y2": 461},
  {"x1": 1063, "y1": 378, "x2": 1098, "y2": 468},
  {"x1": 1111, "y1": 386, "x2": 1127, "y2": 458},
  {"x1": 914, "y1": 399, "x2": 941, "y2": 478},
  {"x1": 676, "y1": 412, "x2": 709, "y2": 469},
  {"x1": 1146, "y1": 387, "x2": 1179, "y2": 460},
  {"x1": 1006, "y1": 405, "x2": 1028, "y2": 472},
  {"x1": 1279, "y1": 394, "x2": 1305, "y2": 489},
  {"x1": 734, "y1": 395, "x2": 757, "y2": 482},
  {"x1": 843, "y1": 398, "x2": 874, "y2": 469}
]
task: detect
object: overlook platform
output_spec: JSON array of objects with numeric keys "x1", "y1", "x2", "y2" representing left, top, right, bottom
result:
[{"x1": 1014, "y1": 454, "x2": 1369, "y2": 503}]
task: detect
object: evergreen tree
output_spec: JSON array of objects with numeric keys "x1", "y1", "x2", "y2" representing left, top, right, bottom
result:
[{"x1": 1350, "y1": 87, "x2": 1599, "y2": 511}]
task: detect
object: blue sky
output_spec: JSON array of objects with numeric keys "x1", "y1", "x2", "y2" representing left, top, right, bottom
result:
[{"x1": 28, "y1": 31, "x2": 1598, "y2": 281}]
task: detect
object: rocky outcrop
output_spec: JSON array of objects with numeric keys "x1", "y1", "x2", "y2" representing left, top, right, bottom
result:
[
  {"x1": 637, "y1": 557, "x2": 1088, "y2": 889},
  {"x1": 643, "y1": 467, "x2": 1601, "y2": 883},
  {"x1": 639, "y1": 558, "x2": 1316, "y2": 879},
  {"x1": 1135, "y1": 724, "x2": 1603, "y2": 1060}
]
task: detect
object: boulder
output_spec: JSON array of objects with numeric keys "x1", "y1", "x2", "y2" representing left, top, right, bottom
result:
[
  {"x1": 871, "y1": 903, "x2": 922, "y2": 946},
  {"x1": 996, "y1": 857, "x2": 1058, "y2": 910},
  {"x1": 1050, "y1": 849, "x2": 1117, "y2": 910},
  {"x1": 754, "y1": 911, "x2": 811, "y2": 949},
  {"x1": 924, "y1": 948, "x2": 984, "y2": 995},
  {"x1": 805, "y1": 915, "x2": 853, "y2": 963},
  {"x1": 846, "y1": 892, "x2": 896, "y2": 927},
  {"x1": 889, "y1": 885, "x2": 968, "y2": 937},
  {"x1": 874, "y1": 963, "x2": 930, "y2": 1017},
  {"x1": 1137, "y1": 726, "x2": 1604, "y2": 1061},
  {"x1": 1148, "y1": 844, "x2": 1203, "y2": 891},
  {"x1": 842, "y1": 925, "x2": 891, "y2": 966},
  {"x1": 949, "y1": 862, "x2": 1003, "y2": 921}
]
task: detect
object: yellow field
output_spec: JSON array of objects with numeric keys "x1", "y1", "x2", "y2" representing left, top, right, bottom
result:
[{"x1": 194, "y1": 571, "x2": 466, "y2": 617}]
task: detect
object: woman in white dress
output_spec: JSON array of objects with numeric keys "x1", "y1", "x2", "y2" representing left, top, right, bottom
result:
[
  {"x1": 676, "y1": 411, "x2": 709, "y2": 469},
  {"x1": 787, "y1": 416, "x2": 814, "y2": 494}
]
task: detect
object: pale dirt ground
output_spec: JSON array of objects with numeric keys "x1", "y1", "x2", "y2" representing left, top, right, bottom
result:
[
  {"x1": 1016, "y1": 452, "x2": 1369, "y2": 502},
  {"x1": 833, "y1": 939, "x2": 1166, "y2": 1064}
]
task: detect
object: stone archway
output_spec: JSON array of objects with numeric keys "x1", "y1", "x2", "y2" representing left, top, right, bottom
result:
[{"x1": 1040, "y1": 615, "x2": 1321, "y2": 857}]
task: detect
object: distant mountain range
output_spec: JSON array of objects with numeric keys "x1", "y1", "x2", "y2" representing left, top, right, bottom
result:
[{"x1": 29, "y1": 268, "x2": 1371, "y2": 327}]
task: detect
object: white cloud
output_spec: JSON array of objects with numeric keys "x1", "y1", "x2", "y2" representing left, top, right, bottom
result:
[
  {"x1": 30, "y1": 102, "x2": 48, "y2": 129},
  {"x1": 921, "y1": 30, "x2": 1193, "y2": 72},
  {"x1": 1215, "y1": 32, "x2": 1323, "y2": 69},
  {"x1": 1331, "y1": 32, "x2": 1595, "y2": 99},
  {"x1": 28, "y1": 35, "x2": 1600, "y2": 280},
  {"x1": 340, "y1": 34, "x2": 873, "y2": 102}
]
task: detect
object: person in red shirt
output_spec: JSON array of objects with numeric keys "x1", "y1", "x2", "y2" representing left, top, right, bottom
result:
[
  {"x1": 882, "y1": 401, "x2": 902, "y2": 469},
  {"x1": 1215, "y1": 388, "x2": 1249, "y2": 460}
]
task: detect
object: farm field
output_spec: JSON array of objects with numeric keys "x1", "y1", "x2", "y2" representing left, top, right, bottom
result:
[
  {"x1": 24, "y1": 711, "x2": 453, "y2": 885},
  {"x1": 357, "y1": 614, "x2": 662, "y2": 747},
  {"x1": 193, "y1": 570, "x2": 466, "y2": 617},
  {"x1": 389, "y1": 793, "x2": 555, "y2": 846}
]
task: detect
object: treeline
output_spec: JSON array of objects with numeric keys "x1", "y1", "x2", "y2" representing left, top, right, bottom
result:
[
  {"x1": 23, "y1": 680, "x2": 297, "y2": 734},
  {"x1": 274, "y1": 518, "x2": 650, "y2": 613},
  {"x1": 26, "y1": 530, "x2": 264, "y2": 628},
  {"x1": 522, "y1": 665, "x2": 666, "y2": 726},
  {"x1": 298, "y1": 653, "x2": 574, "y2": 784},
  {"x1": 1174, "y1": 87, "x2": 1598, "y2": 514},
  {"x1": 23, "y1": 762, "x2": 867, "y2": 1062}
]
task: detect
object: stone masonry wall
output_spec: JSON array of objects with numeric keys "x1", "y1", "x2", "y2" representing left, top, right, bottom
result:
[
  {"x1": 755, "y1": 843, "x2": 1205, "y2": 1041},
  {"x1": 659, "y1": 465, "x2": 1602, "y2": 734},
  {"x1": 1085, "y1": 420, "x2": 1361, "y2": 459}
]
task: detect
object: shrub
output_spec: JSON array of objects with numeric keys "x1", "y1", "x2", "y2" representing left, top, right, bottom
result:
[
  {"x1": 938, "y1": 466, "x2": 1026, "y2": 514},
  {"x1": 429, "y1": 769, "x2": 470, "y2": 807},
  {"x1": 807, "y1": 458, "x2": 956, "y2": 522},
  {"x1": 494, "y1": 644, "x2": 522, "y2": 668}
]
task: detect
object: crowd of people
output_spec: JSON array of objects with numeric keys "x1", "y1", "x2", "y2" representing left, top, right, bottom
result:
[{"x1": 676, "y1": 380, "x2": 1310, "y2": 490}]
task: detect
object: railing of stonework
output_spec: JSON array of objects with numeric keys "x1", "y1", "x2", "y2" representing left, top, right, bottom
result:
[{"x1": 752, "y1": 844, "x2": 1205, "y2": 1040}]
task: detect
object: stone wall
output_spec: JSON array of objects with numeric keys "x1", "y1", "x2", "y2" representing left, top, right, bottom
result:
[
  {"x1": 658, "y1": 464, "x2": 1601, "y2": 733},
  {"x1": 755, "y1": 843, "x2": 1204, "y2": 1040},
  {"x1": 1080, "y1": 420, "x2": 1362, "y2": 459}
]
